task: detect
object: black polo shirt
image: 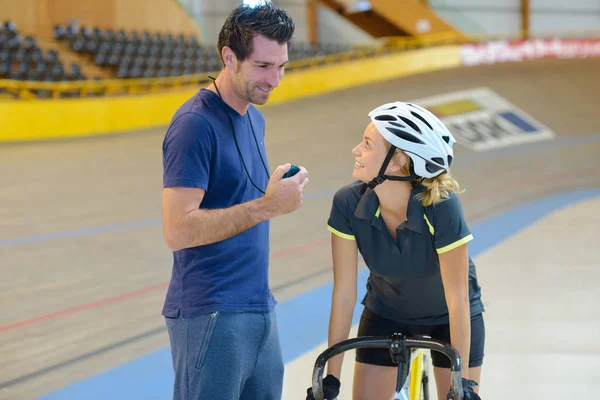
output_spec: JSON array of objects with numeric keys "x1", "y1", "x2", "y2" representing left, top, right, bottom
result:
[{"x1": 327, "y1": 181, "x2": 484, "y2": 325}]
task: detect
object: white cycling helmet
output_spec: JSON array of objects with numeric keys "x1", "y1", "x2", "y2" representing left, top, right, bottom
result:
[{"x1": 365, "y1": 101, "x2": 456, "y2": 189}]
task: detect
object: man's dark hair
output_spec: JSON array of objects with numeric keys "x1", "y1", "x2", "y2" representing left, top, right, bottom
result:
[{"x1": 217, "y1": 2, "x2": 295, "y2": 65}]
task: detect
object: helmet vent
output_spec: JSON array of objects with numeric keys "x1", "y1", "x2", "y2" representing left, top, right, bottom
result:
[
  {"x1": 447, "y1": 155, "x2": 453, "y2": 166},
  {"x1": 410, "y1": 111, "x2": 433, "y2": 130},
  {"x1": 375, "y1": 115, "x2": 396, "y2": 121},
  {"x1": 432, "y1": 157, "x2": 444, "y2": 165},
  {"x1": 399, "y1": 117, "x2": 421, "y2": 133},
  {"x1": 426, "y1": 163, "x2": 444, "y2": 173},
  {"x1": 442, "y1": 135, "x2": 451, "y2": 144},
  {"x1": 386, "y1": 127, "x2": 425, "y2": 144},
  {"x1": 389, "y1": 121, "x2": 406, "y2": 129}
]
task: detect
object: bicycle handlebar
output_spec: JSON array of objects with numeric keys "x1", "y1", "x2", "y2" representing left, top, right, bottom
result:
[{"x1": 311, "y1": 335, "x2": 464, "y2": 400}]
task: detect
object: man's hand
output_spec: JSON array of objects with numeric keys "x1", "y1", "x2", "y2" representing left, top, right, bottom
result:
[{"x1": 263, "y1": 163, "x2": 309, "y2": 216}]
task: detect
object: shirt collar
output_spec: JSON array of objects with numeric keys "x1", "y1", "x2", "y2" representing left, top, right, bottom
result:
[
  {"x1": 354, "y1": 185, "x2": 427, "y2": 234},
  {"x1": 354, "y1": 187, "x2": 380, "y2": 221}
]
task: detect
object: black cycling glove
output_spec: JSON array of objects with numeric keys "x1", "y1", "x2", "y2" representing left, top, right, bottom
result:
[
  {"x1": 306, "y1": 374, "x2": 341, "y2": 400},
  {"x1": 446, "y1": 378, "x2": 481, "y2": 400}
]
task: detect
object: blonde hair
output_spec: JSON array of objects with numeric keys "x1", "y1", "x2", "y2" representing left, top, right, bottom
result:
[{"x1": 395, "y1": 149, "x2": 463, "y2": 207}]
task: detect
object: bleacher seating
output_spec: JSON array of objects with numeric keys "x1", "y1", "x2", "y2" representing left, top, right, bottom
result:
[
  {"x1": 289, "y1": 42, "x2": 351, "y2": 61},
  {"x1": 0, "y1": 20, "x2": 85, "y2": 83},
  {"x1": 1, "y1": 18, "x2": 355, "y2": 98},
  {"x1": 53, "y1": 21, "x2": 352, "y2": 79},
  {"x1": 54, "y1": 22, "x2": 221, "y2": 79}
]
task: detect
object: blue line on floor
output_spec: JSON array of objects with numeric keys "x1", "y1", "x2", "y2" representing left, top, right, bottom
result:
[
  {"x1": 3, "y1": 135, "x2": 599, "y2": 248},
  {"x1": 37, "y1": 188, "x2": 600, "y2": 400}
]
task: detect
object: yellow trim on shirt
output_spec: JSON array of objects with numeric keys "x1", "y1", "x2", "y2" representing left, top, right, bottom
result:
[
  {"x1": 326, "y1": 224, "x2": 356, "y2": 241},
  {"x1": 436, "y1": 234, "x2": 474, "y2": 254},
  {"x1": 375, "y1": 206, "x2": 381, "y2": 218},
  {"x1": 423, "y1": 214, "x2": 435, "y2": 235}
]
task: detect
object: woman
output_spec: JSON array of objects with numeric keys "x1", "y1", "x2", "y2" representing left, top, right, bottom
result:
[{"x1": 311, "y1": 102, "x2": 485, "y2": 400}]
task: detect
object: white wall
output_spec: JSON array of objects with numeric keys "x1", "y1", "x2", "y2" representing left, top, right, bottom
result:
[
  {"x1": 179, "y1": 0, "x2": 600, "y2": 47},
  {"x1": 530, "y1": 0, "x2": 600, "y2": 34},
  {"x1": 429, "y1": 0, "x2": 520, "y2": 35},
  {"x1": 317, "y1": 5, "x2": 374, "y2": 45},
  {"x1": 429, "y1": 0, "x2": 600, "y2": 35},
  {"x1": 273, "y1": 0, "x2": 376, "y2": 45},
  {"x1": 178, "y1": 0, "x2": 374, "y2": 46},
  {"x1": 178, "y1": 0, "x2": 241, "y2": 45},
  {"x1": 272, "y1": 0, "x2": 310, "y2": 44}
]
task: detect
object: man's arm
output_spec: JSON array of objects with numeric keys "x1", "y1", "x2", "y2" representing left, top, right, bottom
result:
[
  {"x1": 163, "y1": 187, "x2": 275, "y2": 251},
  {"x1": 162, "y1": 164, "x2": 309, "y2": 251}
]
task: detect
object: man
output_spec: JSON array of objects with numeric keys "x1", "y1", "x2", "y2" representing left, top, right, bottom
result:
[{"x1": 161, "y1": 3, "x2": 307, "y2": 399}]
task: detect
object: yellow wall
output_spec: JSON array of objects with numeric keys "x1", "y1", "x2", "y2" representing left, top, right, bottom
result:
[
  {"x1": 269, "y1": 46, "x2": 461, "y2": 104},
  {"x1": 0, "y1": 46, "x2": 461, "y2": 142},
  {"x1": 0, "y1": 90, "x2": 197, "y2": 142}
]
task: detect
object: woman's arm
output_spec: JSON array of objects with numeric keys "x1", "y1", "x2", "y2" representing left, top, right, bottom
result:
[
  {"x1": 439, "y1": 243, "x2": 471, "y2": 379},
  {"x1": 326, "y1": 233, "x2": 359, "y2": 379}
]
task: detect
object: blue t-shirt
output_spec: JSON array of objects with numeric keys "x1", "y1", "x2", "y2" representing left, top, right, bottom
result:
[{"x1": 161, "y1": 88, "x2": 274, "y2": 318}]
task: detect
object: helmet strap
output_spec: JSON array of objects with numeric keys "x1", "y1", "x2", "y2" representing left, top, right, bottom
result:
[{"x1": 362, "y1": 147, "x2": 417, "y2": 193}]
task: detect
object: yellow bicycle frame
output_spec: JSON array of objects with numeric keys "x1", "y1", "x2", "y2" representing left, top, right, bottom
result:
[{"x1": 408, "y1": 349, "x2": 426, "y2": 400}]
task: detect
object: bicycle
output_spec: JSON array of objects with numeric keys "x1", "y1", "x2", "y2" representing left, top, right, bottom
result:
[{"x1": 310, "y1": 333, "x2": 465, "y2": 400}]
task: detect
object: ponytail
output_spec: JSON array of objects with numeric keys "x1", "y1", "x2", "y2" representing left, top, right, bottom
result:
[
  {"x1": 395, "y1": 148, "x2": 463, "y2": 207},
  {"x1": 415, "y1": 173, "x2": 463, "y2": 207}
]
